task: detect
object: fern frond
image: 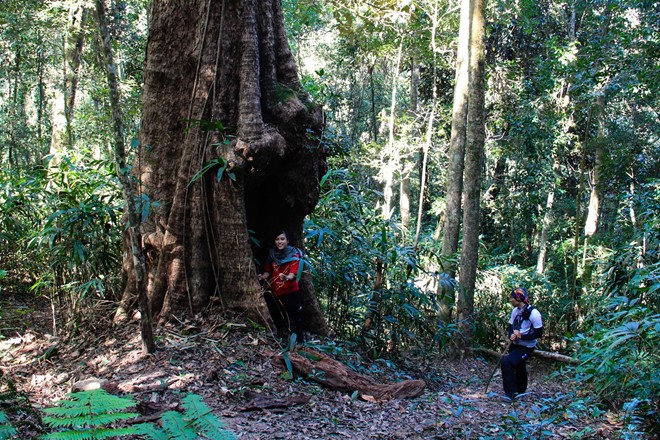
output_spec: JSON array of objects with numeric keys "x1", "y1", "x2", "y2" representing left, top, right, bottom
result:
[
  {"x1": 133, "y1": 423, "x2": 169, "y2": 440},
  {"x1": 0, "y1": 410, "x2": 17, "y2": 440},
  {"x1": 42, "y1": 390, "x2": 139, "y2": 440},
  {"x1": 43, "y1": 412, "x2": 139, "y2": 428},
  {"x1": 44, "y1": 427, "x2": 139, "y2": 440},
  {"x1": 182, "y1": 394, "x2": 234, "y2": 439},
  {"x1": 43, "y1": 390, "x2": 137, "y2": 417},
  {"x1": 160, "y1": 411, "x2": 198, "y2": 440}
]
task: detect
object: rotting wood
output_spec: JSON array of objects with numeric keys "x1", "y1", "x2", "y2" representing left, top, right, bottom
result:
[
  {"x1": 281, "y1": 348, "x2": 426, "y2": 401},
  {"x1": 473, "y1": 347, "x2": 578, "y2": 365}
]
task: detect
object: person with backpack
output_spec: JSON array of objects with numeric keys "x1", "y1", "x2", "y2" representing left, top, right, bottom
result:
[
  {"x1": 257, "y1": 230, "x2": 304, "y2": 341},
  {"x1": 501, "y1": 287, "x2": 543, "y2": 401}
]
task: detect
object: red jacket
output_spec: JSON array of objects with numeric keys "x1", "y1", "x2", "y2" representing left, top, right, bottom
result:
[{"x1": 264, "y1": 258, "x2": 300, "y2": 296}]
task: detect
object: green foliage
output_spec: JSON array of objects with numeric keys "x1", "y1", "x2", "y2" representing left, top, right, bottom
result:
[
  {"x1": 569, "y1": 180, "x2": 660, "y2": 434},
  {"x1": 0, "y1": 372, "x2": 43, "y2": 440},
  {"x1": 18, "y1": 154, "x2": 124, "y2": 328},
  {"x1": 279, "y1": 333, "x2": 298, "y2": 380},
  {"x1": 41, "y1": 390, "x2": 235, "y2": 440},
  {"x1": 135, "y1": 393, "x2": 235, "y2": 440},
  {"x1": 572, "y1": 287, "x2": 660, "y2": 433},
  {"x1": 189, "y1": 158, "x2": 236, "y2": 186},
  {"x1": 41, "y1": 390, "x2": 140, "y2": 439},
  {"x1": 0, "y1": 411, "x2": 16, "y2": 440},
  {"x1": 306, "y1": 168, "x2": 459, "y2": 356},
  {"x1": 483, "y1": 392, "x2": 605, "y2": 439}
]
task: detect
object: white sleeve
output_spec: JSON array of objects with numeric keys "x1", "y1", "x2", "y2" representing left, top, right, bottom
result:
[{"x1": 530, "y1": 309, "x2": 543, "y2": 328}]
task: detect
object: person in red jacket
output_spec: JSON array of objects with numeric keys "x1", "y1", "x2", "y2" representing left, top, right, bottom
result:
[{"x1": 257, "y1": 230, "x2": 304, "y2": 340}]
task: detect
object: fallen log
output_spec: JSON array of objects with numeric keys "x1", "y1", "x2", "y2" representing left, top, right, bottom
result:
[
  {"x1": 281, "y1": 348, "x2": 425, "y2": 402},
  {"x1": 473, "y1": 347, "x2": 578, "y2": 365}
]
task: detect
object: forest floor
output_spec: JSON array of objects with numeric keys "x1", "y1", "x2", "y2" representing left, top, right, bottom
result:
[{"x1": 0, "y1": 293, "x2": 631, "y2": 439}]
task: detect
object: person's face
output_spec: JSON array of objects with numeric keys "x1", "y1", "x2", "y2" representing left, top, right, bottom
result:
[
  {"x1": 275, "y1": 233, "x2": 288, "y2": 250},
  {"x1": 510, "y1": 296, "x2": 524, "y2": 308}
]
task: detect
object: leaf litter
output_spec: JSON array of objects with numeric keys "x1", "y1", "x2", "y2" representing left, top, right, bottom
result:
[{"x1": 0, "y1": 294, "x2": 624, "y2": 439}]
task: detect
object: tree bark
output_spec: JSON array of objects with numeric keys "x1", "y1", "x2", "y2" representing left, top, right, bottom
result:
[
  {"x1": 400, "y1": 54, "x2": 420, "y2": 232},
  {"x1": 457, "y1": 0, "x2": 486, "y2": 342},
  {"x1": 119, "y1": 0, "x2": 329, "y2": 336}
]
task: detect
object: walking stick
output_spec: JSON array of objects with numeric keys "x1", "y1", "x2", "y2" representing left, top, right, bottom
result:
[{"x1": 484, "y1": 326, "x2": 511, "y2": 393}]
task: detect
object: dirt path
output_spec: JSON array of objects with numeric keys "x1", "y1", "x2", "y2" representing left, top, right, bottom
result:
[{"x1": 0, "y1": 296, "x2": 622, "y2": 439}]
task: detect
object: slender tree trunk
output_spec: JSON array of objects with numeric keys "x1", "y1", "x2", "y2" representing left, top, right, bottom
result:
[
  {"x1": 584, "y1": 96, "x2": 606, "y2": 237},
  {"x1": 457, "y1": 0, "x2": 486, "y2": 342},
  {"x1": 381, "y1": 40, "x2": 403, "y2": 220},
  {"x1": 414, "y1": 0, "x2": 439, "y2": 248},
  {"x1": 8, "y1": 49, "x2": 21, "y2": 169},
  {"x1": 401, "y1": 55, "x2": 420, "y2": 232},
  {"x1": 400, "y1": 176, "x2": 411, "y2": 229},
  {"x1": 48, "y1": 3, "x2": 86, "y2": 160},
  {"x1": 536, "y1": 157, "x2": 559, "y2": 274},
  {"x1": 369, "y1": 64, "x2": 378, "y2": 143},
  {"x1": 65, "y1": 2, "x2": 89, "y2": 148},
  {"x1": 37, "y1": 34, "x2": 46, "y2": 153},
  {"x1": 571, "y1": 106, "x2": 593, "y2": 322},
  {"x1": 442, "y1": 0, "x2": 470, "y2": 273},
  {"x1": 96, "y1": 0, "x2": 155, "y2": 354},
  {"x1": 438, "y1": 0, "x2": 469, "y2": 321},
  {"x1": 537, "y1": 4, "x2": 576, "y2": 275}
]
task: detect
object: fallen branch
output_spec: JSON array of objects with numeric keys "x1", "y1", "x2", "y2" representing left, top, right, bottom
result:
[
  {"x1": 281, "y1": 348, "x2": 425, "y2": 401},
  {"x1": 473, "y1": 347, "x2": 578, "y2": 365}
]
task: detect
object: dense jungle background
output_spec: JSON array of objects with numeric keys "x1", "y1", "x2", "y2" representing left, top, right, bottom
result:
[{"x1": 0, "y1": 0, "x2": 658, "y2": 438}]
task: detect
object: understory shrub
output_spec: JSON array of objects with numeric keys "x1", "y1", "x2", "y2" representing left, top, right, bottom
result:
[
  {"x1": 306, "y1": 168, "x2": 458, "y2": 357},
  {"x1": 0, "y1": 152, "x2": 124, "y2": 333},
  {"x1": 570, "y1": 180, "x2": 660, "y2": 435}
]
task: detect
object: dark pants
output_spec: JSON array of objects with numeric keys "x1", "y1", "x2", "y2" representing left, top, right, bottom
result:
[
  {"x1": 264, "y1": 290, "x2": 303, "y2": 339},
  {"x1": 501, "y1": 345, "x2": 534, "y2": 397}
]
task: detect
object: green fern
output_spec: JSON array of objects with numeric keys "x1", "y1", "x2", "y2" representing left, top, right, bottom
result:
[
  {"x1": 41, "y1": 389, "x2": 140, "y2": 439},
  {"x1": 0, "y1": 410, "x2": 17, "y2": 439},
  {"x1": 135, "y1": 393, "x2": 235, "y2": 440},
  {"x1": 180, "y1": 394, "x2": 234, "y2": 439},
  {"x1": 40, "y1": 389, "x2": 234, "y2": 440}
]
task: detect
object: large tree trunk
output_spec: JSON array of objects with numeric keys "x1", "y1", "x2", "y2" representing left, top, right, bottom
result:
[
  {"x1": 457, "y1": 0, "x2": 486, "y2": 342},
  {"x1": 119, "y1": 0, "x2": 329, "y2": 336}
]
